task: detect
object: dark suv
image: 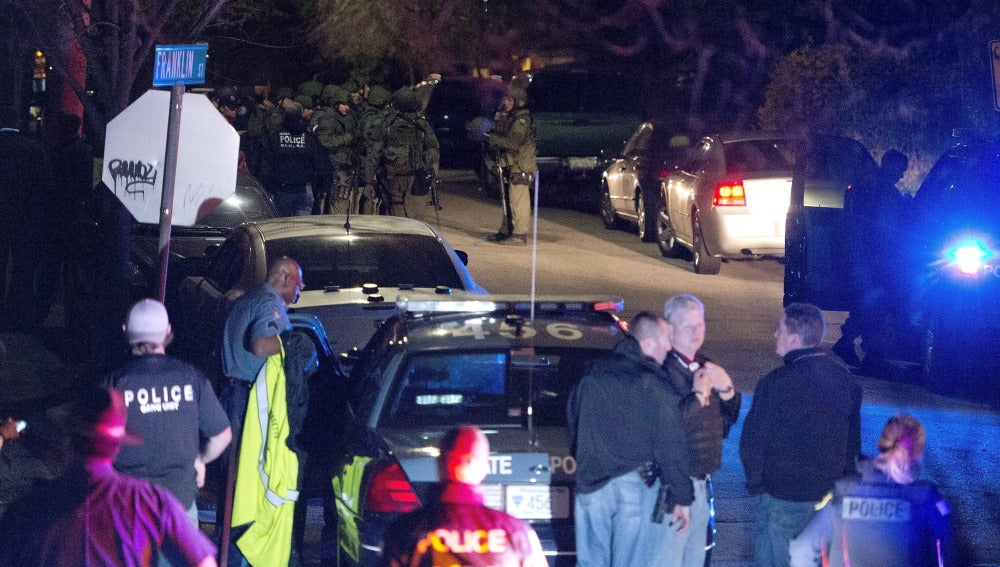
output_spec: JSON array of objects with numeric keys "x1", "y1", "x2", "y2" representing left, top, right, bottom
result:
[{"x1": 785, "y1": 135, "x2": 1000, "y2": 400}]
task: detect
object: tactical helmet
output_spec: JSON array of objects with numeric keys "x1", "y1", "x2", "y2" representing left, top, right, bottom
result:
[
  {"x1": 297, "y1": 80, "x2": 323, "y2": 99},
  {"x1": 275, "y1": 86, "x2": 295, "y2": 102},
  {"x1": 293, "y1": 95, "x2": 314, "y2": 110},
  {"x1": 391, "y1": 87, "x2": 420, "y2": 113},
  {"x1": 506, "y1": 84, "x2": 527, "y2": 106},
  {"x1": 322, "y1": 85, "x2": 351, "y2": 105},
  {"x1": 366, "y1": 85, "x2": 391, "y2": 108}
]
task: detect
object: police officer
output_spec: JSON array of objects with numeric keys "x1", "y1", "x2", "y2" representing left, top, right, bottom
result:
[
  {"x1": 485, "y1": 81, "x2": 537, "y2": 246},
  {"x1": 312, "y1": 85, "x2": 359, "y2": 214},
  {"x1": 261, "y1": 101, "x2": 332, "y2": 217},
  {"x1": 359, "y1": 85, "x2": 392, "y2": 214},
  {"x1": 377, "y1": 87, "x2": 440, "y2": 221},
  {"x1": 380, "y1": 426, "x2": 547, "y2": 567}
]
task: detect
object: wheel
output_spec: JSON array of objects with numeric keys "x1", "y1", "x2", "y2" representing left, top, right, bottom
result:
[
  {"x1": 692, "y1": 211, "x2": 722, "y2": 275},
  {"x1": 599, "y1": 185, "x2": 621, "y2": 229},
  {"x1": 636, "y1": 190, "x2": 657, "y2": 242},
  {"x1": 656, "y1": 202, "x2": 685, "y2": 258}
]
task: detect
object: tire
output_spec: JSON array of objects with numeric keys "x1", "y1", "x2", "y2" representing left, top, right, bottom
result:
[
  {"x1": 656, "y1": 202, "x2": 685, "y2": 258},
  {"x1": 692, "y1": 211, "x2": 722, "y2": 275},
  {"x1": 636, "y1": 190, "x2": 657, "y2": 242},
  {"x1": 600, "y1": 185, "x2": 621, "y2": 229}
]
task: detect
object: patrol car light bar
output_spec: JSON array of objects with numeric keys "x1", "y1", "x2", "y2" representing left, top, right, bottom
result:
[{"x1": 396, "y1": 296, "x2": 624, "y2": 314}]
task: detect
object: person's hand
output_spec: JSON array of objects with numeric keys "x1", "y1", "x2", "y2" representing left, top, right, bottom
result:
[
  {"x1": 670, "y1": 505, "x2": 691, "y2": 533},
  {"x1": 194, "y1": 456, "x2": 206, "y2": 488},
  {"x1": 0, "y1": 418, "x2": 20, "y2": 441},
  {"x1": 693, "y1": 370, "x2": 712, "y2": 407},
  {"x1": 701, "y1": 361, "x2": 734, "y2": 393}
]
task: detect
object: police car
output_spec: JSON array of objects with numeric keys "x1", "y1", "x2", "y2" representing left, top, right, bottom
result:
[
  {"x1": 326, "y1": 296, "x2": 627, "y2": 566},
  {"x1": 784, "y1": 135, "x2": 1000, "y2": 400}
]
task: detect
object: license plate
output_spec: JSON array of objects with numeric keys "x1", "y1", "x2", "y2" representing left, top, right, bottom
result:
[{"x1": 504, "y1": 485, "x2": 570, "y2": 520}]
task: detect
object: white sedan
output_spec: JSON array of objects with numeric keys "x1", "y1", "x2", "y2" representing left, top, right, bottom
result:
[{"x1": 657, "y1": 133, "x2": 796, "y2": 274}]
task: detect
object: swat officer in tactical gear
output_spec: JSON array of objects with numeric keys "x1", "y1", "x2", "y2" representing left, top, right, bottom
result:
[
  {"x1": 359, "y1": 85, "x2": 392, "y2": 214},
  {"x1": 486, "y1": 81, "x2": 537, "y2": 246},
  {"x1": 312, "y1": 85, "x2": 359, "y2": 215},
  {"x1": 377, "y1": 87, "x2": 440, "y2": 221}
]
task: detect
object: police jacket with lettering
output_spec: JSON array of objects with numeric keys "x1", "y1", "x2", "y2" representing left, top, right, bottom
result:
[
  {"x1": 567, "y1": 336, "x2": 693, "y2": 504},
  {"x1": 261, "y1": 122, "x2": 332, "y2": 193},
  {"x1": 740, "y1": 347, "x2": 862, "y2": 501},
  {"x1": 789, "y1": 461, "x2": 956, "y2": 567},
  {"x1": 381, "y1": 482, "x2": 547, "y2": 567}
]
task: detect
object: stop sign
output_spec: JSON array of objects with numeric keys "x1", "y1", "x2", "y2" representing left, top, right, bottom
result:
[{"x1": 102, "y1": 89, "x2": 240, "y2": 226}]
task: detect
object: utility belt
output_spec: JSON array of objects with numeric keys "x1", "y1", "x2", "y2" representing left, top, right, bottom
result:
[{"x1": 505, "y1": 170, "x2": 535, "y2": 186}]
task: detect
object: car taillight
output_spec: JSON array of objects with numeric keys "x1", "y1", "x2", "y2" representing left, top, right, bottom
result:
[
  {"x1": 367, "y1": 462, "x2": 420, "y2": 513},
  {"x1": 713, "y1": 181, "x2": 746, "y2": 206}
]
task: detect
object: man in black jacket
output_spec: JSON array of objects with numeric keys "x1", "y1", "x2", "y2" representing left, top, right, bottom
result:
[
  {"x1": 567, "y1": 312, "x2": 692, "y2": 567},
  {"x1": 655, "y1": 294, "x2": 742, "y2": 567},
  {"x1": 740, "y1": 302, "x2": 863, "y2": 567}
]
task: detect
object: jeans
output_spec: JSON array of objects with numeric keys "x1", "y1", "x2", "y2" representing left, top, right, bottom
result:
[
  {"x1": 575, "y1": 470, "x2": 658, "y2": 567},
  {"x1": 652, "y1": 477, "x2": 709, "y2": 567},
  {"x1": 753, "y1": 493, "x2": 821, "y2": 567}
]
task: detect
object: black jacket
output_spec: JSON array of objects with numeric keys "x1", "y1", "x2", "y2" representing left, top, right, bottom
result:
[
  {"x1": 567, "y1": 335, "x2": 693, "y2": 504},
  {"x1": 740, "y1": 347, "x2": 863, "y2": 502},
  {"x1": 662, "y1": 351, "x2": 742, "y2": 477}
]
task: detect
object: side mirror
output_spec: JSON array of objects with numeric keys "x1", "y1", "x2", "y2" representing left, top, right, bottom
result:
[{"x1": 455, "y1": 250, "x2": 470, "y2": 266}]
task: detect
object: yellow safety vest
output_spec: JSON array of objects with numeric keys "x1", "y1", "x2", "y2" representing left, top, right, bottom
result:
[{"x1": 233, "y1": 341, "x2": 299, "y2": 566}]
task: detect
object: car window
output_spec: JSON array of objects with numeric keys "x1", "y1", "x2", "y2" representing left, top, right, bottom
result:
[
  {"x1": 624, "y1": 124, "x2": 652, "y2": 157},
  {"x1": 265, "y1": 234, "x2": 464, "y2": 290},
  {"x1": 381, "y1": 349, "x2": 600, "y2": 428},
  {"x1": 915, "y1": 146, "x2": 1000, "y2": 226},
  {"x1": 723, "y1": 139, "x2": 795, "y2": 174},
  {"x1": 195, "y1": 188, "x2": 275, "y2": 229},
  {"x1": 206, "y1": 233, "x2": 248, "y2": 290}
]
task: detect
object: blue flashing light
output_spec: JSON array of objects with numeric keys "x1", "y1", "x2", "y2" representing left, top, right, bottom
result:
[{"x1": 947, "y1": 239, "x2": 990, "y2": 276}]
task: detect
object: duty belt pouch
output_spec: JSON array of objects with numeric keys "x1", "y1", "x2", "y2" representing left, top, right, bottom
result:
[
  {"x1": 509, "y1": 171, "x2": 534, "y2": 186},
  {"x1": 638, "y1": 461, "x2": 660, "y2": 487}
]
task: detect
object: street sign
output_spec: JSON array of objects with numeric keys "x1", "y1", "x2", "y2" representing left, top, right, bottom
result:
[
  {"x1": 102, "y1": 89, "x2": 239, "y2": 226},
  {"x1": 992, "y1": 41, "x2": 1000, "y2": 112},
  {"x1": 153, "y1": 44, "x2": 207, "y2": 87}
]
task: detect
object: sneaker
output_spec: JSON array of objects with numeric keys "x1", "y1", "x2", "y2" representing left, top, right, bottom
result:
[{"x1": 486, "y1": 232, "x2": 511, "y2": 242}]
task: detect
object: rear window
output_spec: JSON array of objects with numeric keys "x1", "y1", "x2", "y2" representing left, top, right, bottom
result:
[
  {"x1": 265, "y1": 234, "x2": 463, "y2": 290},
  {"x1": 723, "y1": 139, "x2": 795, "y2": 174},
  {"x1": 196, "y1": 188, "x2": 275, "y2": 228},
  {"x1": 381, "y1": 348, "x2": 603, "y2": 428}
]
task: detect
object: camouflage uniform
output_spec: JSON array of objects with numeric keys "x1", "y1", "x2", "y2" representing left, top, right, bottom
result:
[
  {"x1": 312, "y1": 86, "x2": 359, "y2": 214},
  {"x1": 487, "y1": 84, "x2": 536, "y2": 243},
  {"x1": 378, "y1": 87, "x2": 440, "y2": 222}
]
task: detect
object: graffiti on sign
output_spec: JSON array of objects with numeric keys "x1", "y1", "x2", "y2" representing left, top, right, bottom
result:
[{"x1": 107, "y1": 159, "x2": 158, "y2": 199}]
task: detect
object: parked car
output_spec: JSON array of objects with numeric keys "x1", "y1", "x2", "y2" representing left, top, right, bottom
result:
[
  {"x1": 657, "y1": 133, "x2": 797, "y2": 274},
  {"x1": 600, "y1": 120, "x2": 692, "y2": 241},
  {"x1": 327, "y1": 296, "x2": 627, "y2": 566},
  {"x1": 786, "y1": 134, "x2": 1000, "y2": 400},
  {"x1": 172, "y1": 215, "x2": 487, "y2": 374},
  {"x1": 423, "y1": 76, "x2": 507, "y2": 169},
  {"x1": 129, "y1": 170, "x2": 278, "y2": 296},
  {"x1": 527, "y1": 67, "x2": 644, "y2": 210}
]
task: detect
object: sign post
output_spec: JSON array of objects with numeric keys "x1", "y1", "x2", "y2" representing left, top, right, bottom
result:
[{"x1": 102, "y1": 44, "x2": 238, "y2": 301}]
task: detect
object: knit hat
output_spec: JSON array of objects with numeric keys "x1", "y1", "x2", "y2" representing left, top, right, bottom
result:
[
  {"x1": 123, "y1": 299, "x2": 170, "y2": 345},
  {"x1": 72, "y1": 387, "x2": 142, "y2": 458}
]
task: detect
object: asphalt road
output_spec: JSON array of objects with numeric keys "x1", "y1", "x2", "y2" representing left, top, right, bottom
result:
[{"x1": 428, "y1": 170, "x2": 1000, "y2": 566}]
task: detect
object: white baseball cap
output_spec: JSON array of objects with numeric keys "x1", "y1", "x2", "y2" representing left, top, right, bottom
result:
[{"x1": 123, "y1": 299, "x2": 170, "y2": 345}]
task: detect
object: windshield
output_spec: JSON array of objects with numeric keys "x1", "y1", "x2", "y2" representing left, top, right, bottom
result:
[
  {"x1": 381, "y1": 349, "x2": 603, "y2": 428},
  {"x1": 265, "y1": 234, "x2": 464, "y2": 290},
  {"x1": 723, "y1": 139, "x2": 796, "y2": 174},
  {"x1": 195, "y1": 189, "x2": 276, "y2": 228}
]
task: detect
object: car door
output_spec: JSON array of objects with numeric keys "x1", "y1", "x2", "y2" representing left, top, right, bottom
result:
[
  {"x1": 182, "y1": 230, "x2": 252, "y2": 350},
  {"x1": 668, "y1": 140, "x2": 712, "y2": 243},
  {"x1": 607, "y1": 123, "x2": 651, "y2": 216},
  {"x1": 783, "y1": 136, "x2": 878, "y2": 309}
]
